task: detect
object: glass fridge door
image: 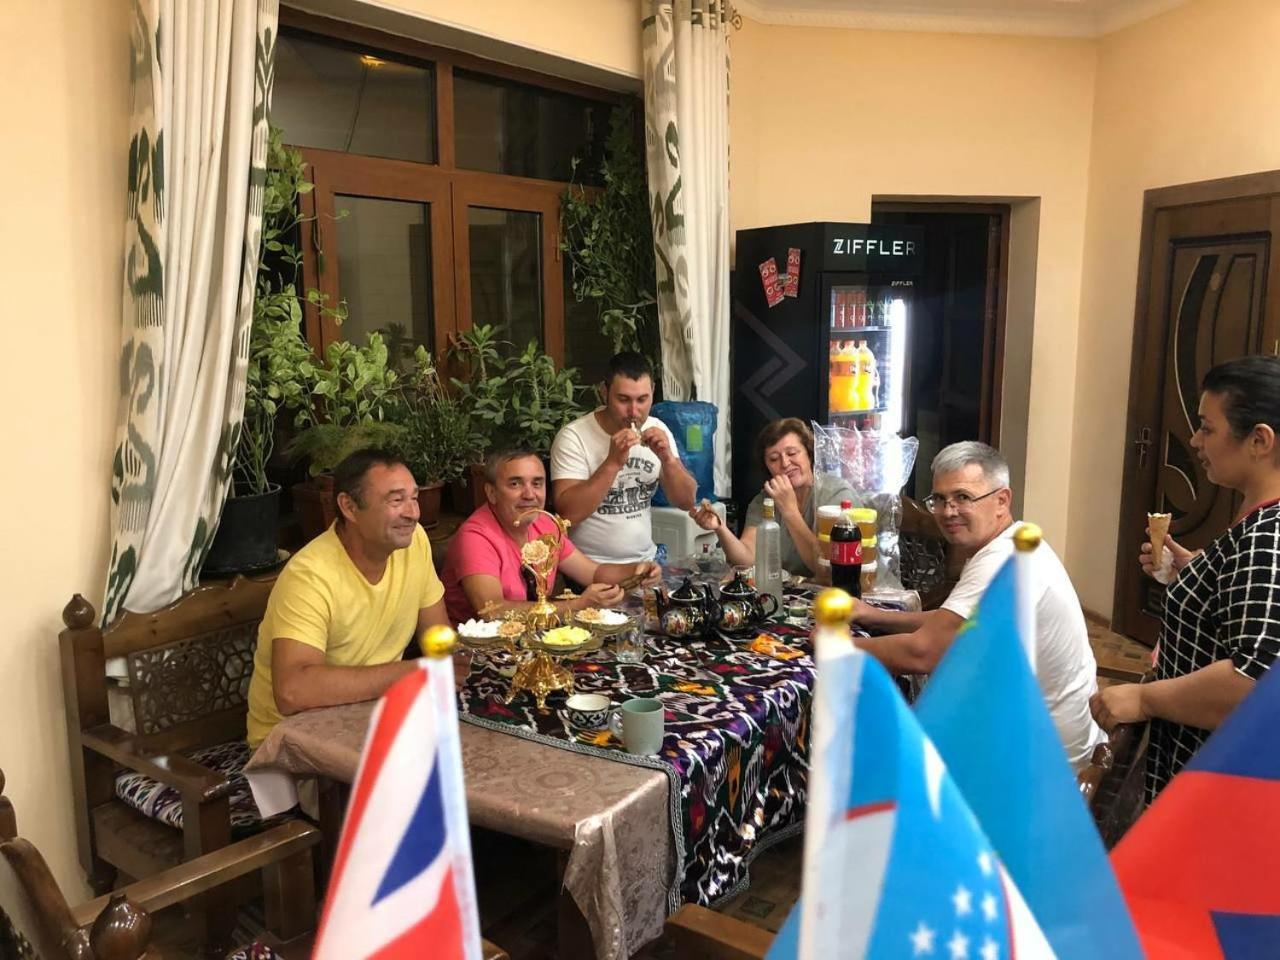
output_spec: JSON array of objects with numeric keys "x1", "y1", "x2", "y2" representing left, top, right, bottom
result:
[{"x1": 824, "y1": 278, "x2": 909, "y2": 433}]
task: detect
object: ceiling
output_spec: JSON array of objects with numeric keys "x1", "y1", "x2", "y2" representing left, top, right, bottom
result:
[{"x1": 732, "y1": 0, "x2": 1191, "y2": 37}]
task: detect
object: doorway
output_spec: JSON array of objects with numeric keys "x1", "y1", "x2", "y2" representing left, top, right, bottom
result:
[
  {"x1": 871, "y1": 203, "x2": 1009, "y2": 499},
  {"x1": 1112, "y1": 172, "x2": 1280, "y2": 645}
]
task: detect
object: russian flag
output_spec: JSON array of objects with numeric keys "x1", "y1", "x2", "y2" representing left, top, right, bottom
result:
[
  {"x1": 1112, "y1": 662, "x2": 1280, "y2": 958},
  {"x1": 312, "y1": 660, "x2": 482, "y2": 960}
]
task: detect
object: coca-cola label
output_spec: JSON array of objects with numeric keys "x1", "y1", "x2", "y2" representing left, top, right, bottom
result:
[{"x1": 831, "y1": 539, "x2": 862, "y2": 565}]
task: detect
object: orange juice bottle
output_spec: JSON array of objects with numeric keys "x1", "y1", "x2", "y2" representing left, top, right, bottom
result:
[{"x1": 828, "y1": 341, "x2": 850, "y2": 412}]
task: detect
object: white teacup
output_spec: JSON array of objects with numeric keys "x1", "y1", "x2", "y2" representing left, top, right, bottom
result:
[{"x1": 564, "y1": 693, "x2": 611, "y2": 730}]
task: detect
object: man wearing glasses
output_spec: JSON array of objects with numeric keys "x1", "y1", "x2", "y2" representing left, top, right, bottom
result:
[{"x1": 850, "y1": 441, "x2": 1104, "y2": 771}]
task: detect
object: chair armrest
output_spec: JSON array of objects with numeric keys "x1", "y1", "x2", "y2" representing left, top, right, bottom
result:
[
  {"x1": 80, "y1": 723, "x2": 232, "y2": 802},
  {"x1": 665, "y1": 904, "x2": 773, "y2": 960},
  {"x1": 481, "y1": 938, "x2": 510, "y2": 960},
  {"x1": 71, "y1": 820, "x2": 320, "y2": 927}
]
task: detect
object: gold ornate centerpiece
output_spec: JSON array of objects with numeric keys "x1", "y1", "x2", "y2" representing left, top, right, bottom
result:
[{"x1": 503, "y1": 509, "x2": 600, "y2": 707}]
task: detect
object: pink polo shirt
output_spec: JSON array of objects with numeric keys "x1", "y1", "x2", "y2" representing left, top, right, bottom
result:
[{"x1": 442, "y1": 505, "x2": 576, "y2": 624}]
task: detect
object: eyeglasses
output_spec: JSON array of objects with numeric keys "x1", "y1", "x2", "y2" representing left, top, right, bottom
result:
[{"x1": 923, "y1": 488, "x2": 1003, "y2": 513}]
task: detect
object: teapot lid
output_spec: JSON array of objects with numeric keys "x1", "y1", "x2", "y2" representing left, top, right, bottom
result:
[
  {"x1": 719, "y1": 570, "x2": 755, "y2": 598},
  {"x1": 669, "y1": 576, "x2": 703, "y2": 601}
]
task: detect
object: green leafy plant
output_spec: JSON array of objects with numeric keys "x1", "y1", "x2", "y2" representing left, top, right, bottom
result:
[
  {"x1": 287, "y1": 421, "x2": 406, "y2": 476},
  {"x1": 295, "y1": 332, "x2": 402, "y2": 430},
  {"x1": 449, "y1": 324, "x2": 589, "y2": 457},
  {"x1": 393, "y1": 346, "x2": 485, "y2": 485},
  {"x1": 288, "y1": 331, "x2": 405, "y2": 477},
  {"x1": 233, "y1": 127, "x2": 344, "y2": 495},
  {"x1": 560, "y1": 105, "x2": 662, "y2": 385}
]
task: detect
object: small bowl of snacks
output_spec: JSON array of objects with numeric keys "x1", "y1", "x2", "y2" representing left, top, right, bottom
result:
[
  {"x1": 529, "y1": 624, "x2": 599, "y2": 655},
  {"x1": 574, "y1": 607, "x2": 636, "y2": 636},
  {"x1": 456, "y1": 618, "x2": 515, "y2": 648}
]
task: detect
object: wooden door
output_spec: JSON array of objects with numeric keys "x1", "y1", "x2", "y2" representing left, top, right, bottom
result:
[
  {"x1": 1113, "y1": 176, "x2": 1280, "y2": 644},
  {"x1": 299, "y1": 148, "x2": 456, "y2": 359}
]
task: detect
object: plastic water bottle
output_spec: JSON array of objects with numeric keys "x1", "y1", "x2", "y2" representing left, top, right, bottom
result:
[{"x1": 756, "y1": 498, "x2": 784, "y2": 609}]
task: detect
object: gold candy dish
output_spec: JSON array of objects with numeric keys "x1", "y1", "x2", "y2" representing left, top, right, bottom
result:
[{"x1": 573, "y1": 607, "x2": 636, "y2": 636}]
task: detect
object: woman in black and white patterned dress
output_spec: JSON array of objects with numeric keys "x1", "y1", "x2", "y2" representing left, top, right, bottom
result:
[{"x1": 1092, "y1": 356, "x2": 1280, "y2": 801}]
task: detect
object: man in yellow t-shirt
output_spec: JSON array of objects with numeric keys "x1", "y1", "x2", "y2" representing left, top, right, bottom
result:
[{"x1": 247, "y1": 449, "x2": 450, "y2": 747}]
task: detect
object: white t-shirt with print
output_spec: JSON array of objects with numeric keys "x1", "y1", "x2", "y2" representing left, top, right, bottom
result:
[
  {"x1": 941, "y1": 521, "x2": 1106, "y2": 772},
  {"x1": 550, "y1": 410, "x2": 677, "y2": 564}
]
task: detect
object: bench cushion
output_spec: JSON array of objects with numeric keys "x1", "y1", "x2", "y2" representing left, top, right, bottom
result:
[{"x1": 114, "y1": 740, "x2": 262, "y2": 834}]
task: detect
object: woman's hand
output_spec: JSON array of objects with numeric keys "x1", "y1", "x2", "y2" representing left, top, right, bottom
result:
[
  {"x1": 1139, "y1": 533, "x2": 1195, "y2": 579},
  {"x1": 579, "y1": 582, "x2": 626, "y2": 609},
  {"x1": 764, "y1": 474, "x2": 799, "y2": 518},
  {"x1": 633, "y1": 561, "x2": 663, "y2": 587},
  {"x1": 1090, "y1": 684, "x2": 1149, "y2": 732},
  {"x1": 689, "y1": 500, "x2": 723, "y2": 532}
]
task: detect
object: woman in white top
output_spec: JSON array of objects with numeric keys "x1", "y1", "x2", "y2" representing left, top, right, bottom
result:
[{"x1": 690, "y1": 418, "x2": 853, "y2": 576}]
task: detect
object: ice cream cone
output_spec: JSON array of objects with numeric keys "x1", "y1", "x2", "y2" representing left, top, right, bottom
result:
[{"x1": 1148, "y1": 512, "x2": 1171, "y2": 565}]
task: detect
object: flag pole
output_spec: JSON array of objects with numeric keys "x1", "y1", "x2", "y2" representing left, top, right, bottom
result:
[
  {"x1": 798, "y1": 589, "x2": 859, "y2": 960},
  {"x1": 1012, "y1": 523, "x2": 1040, "y2": 675}
]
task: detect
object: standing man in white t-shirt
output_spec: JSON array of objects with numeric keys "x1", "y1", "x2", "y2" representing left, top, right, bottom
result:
[
  {"x1": 848, "y1": 441, "x2": 1105, "y2": 771},
  {"x1": 551, "y1": 352, "x2": 697, "y2": 563}
]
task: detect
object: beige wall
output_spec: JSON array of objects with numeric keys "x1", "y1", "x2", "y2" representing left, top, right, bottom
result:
[
  {"x1": 2, "y1": 0, "x2": 128, "y2": 896},
  {"x1": 1068, "y1": 0, "x2": 1280, "y2": 615},
  {"x1": 730, "y1": 19, "x2": 1097, "y2": 550}
]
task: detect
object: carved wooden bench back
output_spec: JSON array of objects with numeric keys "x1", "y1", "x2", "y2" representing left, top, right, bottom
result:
[{"x1": 62, "y1": 576, "x2": 277, "y2": 758}]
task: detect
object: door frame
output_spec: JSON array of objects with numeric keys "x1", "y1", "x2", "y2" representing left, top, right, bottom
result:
[
  {"x1": 870, "y1": 201, "x2": 1010, "y2": 445},
  {"x1": 1112, "y1": 169, "x2": 1280, "y2": 639}
]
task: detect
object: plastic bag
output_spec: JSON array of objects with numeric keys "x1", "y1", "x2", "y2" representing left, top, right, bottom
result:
[
  {"x1": 650, "y1": 401, "x2": 718, "y2": 506},
  {"x1": 812, "y1": 422, "x2": 919, "y2": 590}
]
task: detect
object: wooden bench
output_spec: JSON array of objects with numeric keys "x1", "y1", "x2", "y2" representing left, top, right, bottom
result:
[
  {"x1": 59, "y1": 577, "x2": 510, "y2": 960},
  {"x1": 1, "y1": 764, "x2": 319, "y2": 959}
]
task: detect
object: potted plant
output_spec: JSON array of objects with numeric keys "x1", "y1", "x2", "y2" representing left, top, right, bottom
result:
[
  {"x1": 288, "y1": 332, "x2": 404, "y2": 539},
  {"x1": 392, "y1": 346, "x2": 484, "y2": 526},
  {"x1": 203, "y1": 129, "x2": 324, "y2": 575},
  {"x1": 560, "y1": 105, "x2": 663, "y2": 388},
  {"x1": 449, "y1": 324, "x2": 590, "y2": 509}
]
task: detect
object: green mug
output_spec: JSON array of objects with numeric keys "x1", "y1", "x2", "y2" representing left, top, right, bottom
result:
[{"x1": 608, "y1": 697, "x2": 665, "y2": 755}]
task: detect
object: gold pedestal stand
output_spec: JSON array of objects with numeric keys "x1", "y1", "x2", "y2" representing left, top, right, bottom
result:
[{"x1": 502, "y1": 510, "x2": 583, "y2": 709}]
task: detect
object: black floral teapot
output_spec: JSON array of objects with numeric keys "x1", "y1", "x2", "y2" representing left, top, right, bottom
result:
[
  {"x1": 714, "y1": 569, "x2": 780, "y2": 634},
  {"x1": 653, "y1": 577, "x2": 719, "y2": 638}
]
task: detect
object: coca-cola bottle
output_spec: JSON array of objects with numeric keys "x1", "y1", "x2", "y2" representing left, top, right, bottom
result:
[{"x1": 830, "y1": 499, "x2": 863, "y2": 598}]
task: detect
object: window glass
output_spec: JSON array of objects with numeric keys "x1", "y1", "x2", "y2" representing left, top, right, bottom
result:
[
  {"x1": 454, "y1": 70, "x2": 610, "y2": 185},
  {"x1": 468, "y1": 207, "x2": 543, "y2": 348},
  {"x1": 274, "y1": 31, "x2": 435, "y2": 163},
  {"x1": 562, "y1": 258, "x2": 613, "y2": 386},
  {"x1": 333, "y1": 195, "x2": 433, "y2": 364}
]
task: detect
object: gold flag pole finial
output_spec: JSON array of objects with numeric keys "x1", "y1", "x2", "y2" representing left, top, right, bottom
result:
[
  {"x1": 814, "y1": 588, "x2": 855, "y2": 628},
  {"x1": 1013, "y1": 522, "x2": 1043, "y2": 553},
  {"x1": 420, "y1": 625, "x2": 457, "y2": 659}
]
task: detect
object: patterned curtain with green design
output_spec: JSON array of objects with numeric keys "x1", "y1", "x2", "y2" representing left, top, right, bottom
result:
[
  {"x1": 103, "y1": 0, "x2": 278, "y2": 622},
  {"x1": 642, "y1": 0, "x2": 733, "y2": 494}
]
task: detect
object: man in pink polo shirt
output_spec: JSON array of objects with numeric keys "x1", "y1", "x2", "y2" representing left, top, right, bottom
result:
[{"x1": 442, "y1": 447, "x2": 663, "y2": 624}]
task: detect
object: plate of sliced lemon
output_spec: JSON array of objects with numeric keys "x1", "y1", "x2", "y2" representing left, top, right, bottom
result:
[{"x1": 529, "y1": 624, "x2": 599, "y2": 655}]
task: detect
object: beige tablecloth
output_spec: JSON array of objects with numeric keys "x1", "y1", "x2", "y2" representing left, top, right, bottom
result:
[{"x1": 244, "y1": 702, "x2": 674, "y2": 959}]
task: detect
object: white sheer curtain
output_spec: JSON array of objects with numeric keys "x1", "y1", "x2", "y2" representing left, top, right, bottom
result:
[
  {"x1": 103, "y1": 0, "x2": 278, "y2": 621},
  {"x1": 643, "y1": 0, "x2": 733, "y2": 494}
]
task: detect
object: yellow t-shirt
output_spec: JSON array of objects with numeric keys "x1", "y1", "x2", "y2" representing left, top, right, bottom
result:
[{"x1": 246, "y1": 524, "x2": 444, "y2": 746}]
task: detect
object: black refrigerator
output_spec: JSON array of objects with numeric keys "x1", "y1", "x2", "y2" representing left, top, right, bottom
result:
[{"x1": 730, "y1": 222, "x2": 924, "y2": 500}]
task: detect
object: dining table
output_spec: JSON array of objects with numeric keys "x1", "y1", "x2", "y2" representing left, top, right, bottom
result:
[{"x1": 244, "y1": 584, "x2": 919, "y2": 959}]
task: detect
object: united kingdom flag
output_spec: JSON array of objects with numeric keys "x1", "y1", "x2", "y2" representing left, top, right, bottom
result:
[{"x1": 312, "y1": 660, "x2": 482, "y2": 960}]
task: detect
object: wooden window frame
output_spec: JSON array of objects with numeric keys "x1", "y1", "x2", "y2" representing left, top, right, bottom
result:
[{"x1": 279, "y1": 7, "x2": 629, "y2": 368}]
